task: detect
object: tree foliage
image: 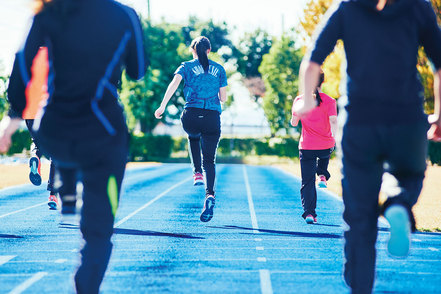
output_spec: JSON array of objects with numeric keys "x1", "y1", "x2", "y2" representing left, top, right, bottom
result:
[
  {"x1": 299, "y1": 0, "x2": 343, "y2": 99},
  {"x1": 300, "y1": 0, "x2": 441, "y2": 111},
  {"x1": 0, "y1": 74, "x2": 8, "y2": 120},
  {"x1": 234, "y1": 29, "x2": 273, "y2": 78},
  {"x1": 120, "y1": 21, "x2": 189, "y2": 133},
  {"x1": 259, "y1": 35, "x2": 303, "y2": 136}
]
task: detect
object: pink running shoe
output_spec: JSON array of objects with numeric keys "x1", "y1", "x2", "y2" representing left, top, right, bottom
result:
[
  {"x1": 193, "y1": 172, "x2": 204, "y2": 186},
  {"x1": 317, "y1": 175, "x2": 327, "y2": 188}
]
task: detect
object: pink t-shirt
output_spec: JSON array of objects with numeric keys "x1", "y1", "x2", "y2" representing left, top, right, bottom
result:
[{"x1": 293, "y1": 93, "x2": 337, "y2": 150}]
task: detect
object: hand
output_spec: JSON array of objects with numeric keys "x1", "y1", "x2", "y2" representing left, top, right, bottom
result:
[
  {"x1": 428, "y1": 114, "x2": 441, "y2": 142},
  {"x1": 292, "y1": 96, "x2": 316, "y2": 118},
  {"x1": 0, "y1": 117, "x2": 21, "y2": 153},
  {"x1": 154, "y1": 105, "x2": 166, "y2": 119},
  {"x1": 0, "y1": 132, "x2": 12, "y2": 153}
]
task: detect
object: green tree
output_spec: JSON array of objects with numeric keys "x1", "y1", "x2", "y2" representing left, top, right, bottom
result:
[
  {"x1": 0, "y1": 74, "x2": 8, "y2": 120},
  {"x1": 299, "y1": 0, "x2": 343, "y2": 99},
  {"x1": 120, "y1": 21, "x2": 189, "y2": 133},
  {"x1": 259, "y1": 35, "x2": 303, "y2": 136},
  {"x1": 234, "y1": 29, "x2": 273, "y2": 78}
]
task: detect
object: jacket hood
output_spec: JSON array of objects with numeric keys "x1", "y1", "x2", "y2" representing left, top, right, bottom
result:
[{"x1": 351, "y1": 0, "x2": 415, "y2": 17}]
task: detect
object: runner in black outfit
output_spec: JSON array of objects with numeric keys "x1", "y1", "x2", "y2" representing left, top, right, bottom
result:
[
  {"x1": 0, "y1": 0, "x2": 146, "y2": 292},
  {"x1": 155, "y1": 36, "x2": 227, "y2": 222}
]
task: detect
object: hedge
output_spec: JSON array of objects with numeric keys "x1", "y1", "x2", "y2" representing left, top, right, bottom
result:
[
  {"x1": 129, "y1": 133, "x2": 173, "y2": 161},
  {"x1": 429, "y1": 141, "x2": 441, "y2": 165},
  {"x1": 4, "y1": 131, "x2": 441, "y2": 165},
  {"x1": 7, "y1": 129, "x2": 31, "y2": 155}
]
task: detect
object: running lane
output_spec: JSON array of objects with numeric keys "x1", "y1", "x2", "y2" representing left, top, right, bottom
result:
[{"x1": 0, "y1": 164, "x2": 440, "y2": 293}]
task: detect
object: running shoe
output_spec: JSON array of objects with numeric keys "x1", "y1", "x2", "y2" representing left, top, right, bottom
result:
[
  {"x1": 384, "y1": 204, "x2": 411, "y2": 258},
  {"x1": 200, "y1": 195, "x2": 215, "y2": 222},
  {"x1": 305, "y1": 214, "x2": 317, "y2": 224},
  {"x1": 29, "y1": 156, "x2": 42, "y2": 186},
  {"x1": 193, "y1": 172, "x2": 204, "y2": 186},
  {"x1": 317, "y1": 175, "x2": 327, "y2": 188},
  {"x1": 48, "y1": 194, "x2": 59, "y2": 210}
]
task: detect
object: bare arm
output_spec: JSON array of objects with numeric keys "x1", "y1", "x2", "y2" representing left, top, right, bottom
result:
[
  {"x1": 329, "y1": 115, "x2": 338, "y2": 138},
  {"x1": 219, "y1": 86, "x2": 227, "y2": 103},
  {"x1": 293, "y1": 61, "x2": 321, "y2": 117},
  {"x1": 428, "y1": 69, "x2": 441, "y2": 141},
  {"x1": 154, "y1": 74, "x2": 182, "y2": 119},
  {"x1": 0, "y1": 116, "x2": 22, "y2": 153}
]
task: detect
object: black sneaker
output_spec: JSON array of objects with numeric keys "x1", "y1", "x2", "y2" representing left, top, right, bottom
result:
[
  {"x1": 29, "y1": 156, "x2": 42, "y2": 186},
  {"x1": 60, "y1": 200, "x2": 78, "y2": 226},
  {"x1": 200, "y1": 195, "x2": 215, "y2": 222}
]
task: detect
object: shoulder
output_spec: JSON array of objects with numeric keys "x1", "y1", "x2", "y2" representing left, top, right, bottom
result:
[
  {"x1": 320, "y1": 93, "x2": 336, "y2": 102},
  {"x1": 209, "y1": 60, "x2": 225, "y2": 69}
]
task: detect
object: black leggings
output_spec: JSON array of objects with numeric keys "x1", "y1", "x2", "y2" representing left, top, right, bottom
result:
[
  {"x1": 181, "y1": 107, "x2": 221, "y2": 196},
  {"x1": 25, "y1": 119, "x2": 56, "y2": 194},
  {"x1": 37, "y1": 130, "x2": 128, "y2": 294}
]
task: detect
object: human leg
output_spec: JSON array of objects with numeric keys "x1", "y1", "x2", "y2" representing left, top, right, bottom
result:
[
  {"x1": 299, "y1": 149, "x2": 318, "y2": 220},
  {"x1": 380, "y1": 122, "x2": 428, "y2": 256},
  {"x1": 181, "y1": 109, "x2": 203, "y2": 177},
  {"x1": 341, "y1": 125, "x2": 383, "y2": 293},
  {"x1": 47, "y1": 160, "x2": 59, "y2": 210},
  {"x1": 25, "y1": 120, "x2": 43, "y2": 186},
  {"x1": 74, "y1": 136, "x2": 127, "y2": 294},
  {"x1": 199, "y1": 110, "x2": 220, "y2": 222}
]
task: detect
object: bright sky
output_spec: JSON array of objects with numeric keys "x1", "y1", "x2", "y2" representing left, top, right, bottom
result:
[{"x1": 0, "y1": 0, "x2": 309, "y2": 74}]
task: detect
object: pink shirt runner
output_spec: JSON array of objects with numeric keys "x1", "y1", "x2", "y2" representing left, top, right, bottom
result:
[{"x1": 293, "y1": 93, "x2": 337, "y2": 150}]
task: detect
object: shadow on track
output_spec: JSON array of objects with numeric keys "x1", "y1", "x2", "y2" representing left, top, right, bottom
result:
[
  {"x1": 208, "y1": 225, "x2": 342, "y2": 239},
  {"x1": 0, "y1": 234, "x2": 23, "y2": 239},
  {"x1": 58, "y1": 225, "x2": 204, "y2": 239}
]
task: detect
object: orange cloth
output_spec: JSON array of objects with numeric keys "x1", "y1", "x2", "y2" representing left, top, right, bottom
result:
[{"x1": 22, "y1": 47, "x2": 49, "y2": 119}]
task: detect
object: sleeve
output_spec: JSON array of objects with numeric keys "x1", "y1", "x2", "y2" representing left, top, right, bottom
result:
[
  {"x1": 328, "y1": 97, "x2": 338, "y2": 116},
  {"x1": 174, "y1": 63, "x2": 185, "y2": 78},
  {"x1": 419, "y1": 1, "x2": 441, "y2": 70},
  {"x1": 124, "y1": 7, "x2": 147, "y2": 80},
  {"x1": 308, "y1": 3, "x2": 344, "y2": 65},
  {"x1": 219, "y1": 65, "x2": 228, "y2": 87},
  {"x1": 7, "y1": 15, "x2": 45, "y2": 119}
]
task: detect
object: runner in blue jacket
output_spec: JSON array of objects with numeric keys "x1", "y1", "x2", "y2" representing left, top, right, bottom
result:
[
  {"x1": 294, "y1": 0, "x2": 441, "y2": 292},
  {"x1": 0, "y1": 0, "x2": 146, "y2": 292},
  {"x1": 155, "y1": 36, "x2": 228, "y2": 222}
]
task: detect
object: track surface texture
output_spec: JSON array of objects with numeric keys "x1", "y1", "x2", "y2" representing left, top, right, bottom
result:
[{"x1": 1, "y1": 164, "x2": 440, "y2": 293}]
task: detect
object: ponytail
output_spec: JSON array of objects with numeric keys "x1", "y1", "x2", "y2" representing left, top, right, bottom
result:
[
  {"x1": 190, "y1": 36, "x2": 211, "y2": 73},
  {"x1": 316, "y1": 69, "x2": 325, "y2": 106}
]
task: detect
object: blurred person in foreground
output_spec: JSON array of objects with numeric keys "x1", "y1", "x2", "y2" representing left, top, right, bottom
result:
[
  {"x1": 0, "y1": 0, "x2": 146, "y2": 292},
  {"x1": 294, "y1": 0, "x2": 441, "y2": 292}
]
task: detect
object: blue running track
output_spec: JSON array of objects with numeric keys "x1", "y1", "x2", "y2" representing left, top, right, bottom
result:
[{"x1": 1, "y1": 164, "x2": 441, "y2": 293}]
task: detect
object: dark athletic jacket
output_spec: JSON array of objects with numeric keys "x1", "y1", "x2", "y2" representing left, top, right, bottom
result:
[
  {"x1": 309, "y1": 0, "x2": 441, "y2": 125},
  {"x1": 8, "y1": 0, "x2": 146, "y2": 139}
]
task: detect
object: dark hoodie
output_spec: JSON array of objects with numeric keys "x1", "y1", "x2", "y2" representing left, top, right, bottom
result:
[{"x1": 309, "y1": 0, "x2": 441, "y2": 125}]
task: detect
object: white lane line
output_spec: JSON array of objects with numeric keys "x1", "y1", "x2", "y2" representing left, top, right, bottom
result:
[
  {"x1": 114, "y1": 177, "x2": 192, "y2": 227},
  {"x1": 9, "y1": 271, "x2": 48, "y2": 294},
  {"x1": 259, "y1": 269, "x2": 273, "y2": 294},
  {"x1": 0, "y1": 202, "x2": 47, "y2": 219},
  {"x1": 255, "y1": 238, "x2": 262, "y2": 242},
  {"x1": 243, "y1": 166, "x2": 259, "y2": 234},
  {"x1": 0, "y1": 255, "x2": 16, "y2": 266},
  {"x1": 256, "y1": 247, "x2": 264, "y2": 251},
  {"x1": 257, "y1": 257, "x2": 267, "y2": 262},
  {"x1": 54, "y1": 259, "x2": 67, "y2": 264}
]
